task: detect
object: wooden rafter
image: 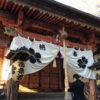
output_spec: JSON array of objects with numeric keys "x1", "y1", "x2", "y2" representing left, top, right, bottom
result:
[
  {"x1": 14, "y1": 4, "x2": 20, "y2": 14},
  {"x1": 10, "y1": 3, "x2": 16, "y2": 14},
  {"x1": 3, "y1": 1, "x2": 8, "y2": 10},
  {"x1": 25, "y1": 8, "x2": 30, "y2": 16},
  {"x1": 0, "y1": 0, "x2": 99, "y2": 33},
  {"x1": 29, "y1": 9, "x2": 34, "y2": 16},
  {"x1": 0, "y1": 10, "x2": 59, "y2": 33},
  {"x1": 0, "y1": 10, "x2": 99, "y2": 46}
]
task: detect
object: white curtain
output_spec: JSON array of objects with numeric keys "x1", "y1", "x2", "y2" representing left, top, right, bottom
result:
[
  {"x1": 6, "y1": 37, "x2": 59, "y2": 79},
  {"x1": 60, "y1": 47, "x2": 96, "y2": 79},
  {"x1": 10, "y1": 35, "x2": 32, "y2": 50},
  {"x1": 5, "y1": 36, "x2": 96, "y2": 80},
  {"x1": 25, "y1": 40, "x2": 59, "y2": 74}
]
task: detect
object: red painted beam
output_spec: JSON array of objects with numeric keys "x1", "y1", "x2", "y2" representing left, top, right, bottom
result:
[
  {"x1": 68, "y1": 31, "x2": 95, "y2": 45},
  {"x1": 23, "y1": 18, "x2": 59, "y2": 33},
  {"x1": 0, "y1": 10, "x2": 16, "y2": 26},
  {"x1": 15, "y1": 29, "x2": 90, "y2": 50},
  {"x1": 0, "y1": 10, "x2": 59, "y2": 33},
  {"x1": 0, "y1": 10, "x2": 97, "y2": 47}
]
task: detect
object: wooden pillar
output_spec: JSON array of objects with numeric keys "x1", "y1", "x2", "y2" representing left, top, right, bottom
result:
[
  {"x1": 0, "y1": 48, "x2": 4, "y2": 80},
  {"x1": 60, "y1": 27, "x2": 72, "y2": 100},
  {"x1": 89, "y1": 79, "x2": 96, "y2": 100},
  {"x1": 7, "y1": 79, "x2": 19, "y2": 100},
  {"x1": 63, "y1": 39, "x2": 69, "y2": 91}
]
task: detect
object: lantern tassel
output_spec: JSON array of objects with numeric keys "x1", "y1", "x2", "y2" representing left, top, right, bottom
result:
[{"x1": 53, "y1": 59, "x2": 57, "y2": 68}]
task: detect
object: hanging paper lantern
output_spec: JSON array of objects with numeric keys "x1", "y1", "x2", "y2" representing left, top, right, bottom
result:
[{"x1": 12, "y1": 60, "x2": 25, "y2": 82}]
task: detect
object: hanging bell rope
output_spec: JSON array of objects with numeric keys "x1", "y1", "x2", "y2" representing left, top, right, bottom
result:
[{"x1": 59, "y1": 27, "x2": 69, "y2": 91}]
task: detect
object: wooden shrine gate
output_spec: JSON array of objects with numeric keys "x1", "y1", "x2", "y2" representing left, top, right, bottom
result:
[{"x1": 20, "y1": 59, "x2": 65, "y2": 92}]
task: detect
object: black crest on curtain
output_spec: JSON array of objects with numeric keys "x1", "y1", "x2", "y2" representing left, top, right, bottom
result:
[
  {"x1": 29, "y1": 48, "x2": 42, "y2": 64},
  {"x1": 77, "y1": 56, "x2": 88, "y2": 69}
]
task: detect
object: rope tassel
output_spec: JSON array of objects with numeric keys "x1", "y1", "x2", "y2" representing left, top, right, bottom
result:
[{"x1": 53, "y1": 59, "x2": 57, "y2": 68}]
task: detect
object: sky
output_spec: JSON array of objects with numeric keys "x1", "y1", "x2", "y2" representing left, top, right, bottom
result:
[{"x1": 55, "y1": 0, "x2": 100, "y2": 17}]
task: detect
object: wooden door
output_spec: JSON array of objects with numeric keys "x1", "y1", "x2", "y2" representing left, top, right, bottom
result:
[{"x1": 20, "y1": 59, "x2": 64, "y2": 92}]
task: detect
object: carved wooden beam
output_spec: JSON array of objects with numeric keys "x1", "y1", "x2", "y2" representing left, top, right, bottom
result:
[
  {"x1": 15, "y1": 29, "x2": 90, "y2": 49},
  {"x1": 0, "y1": 32, "x2": 11, "y2": 48},
  {"x1": 0, "y1": 11, "x2": 16, "y2": 26},
  {"x1": 22, "y1": 18, "x2": 59, "y2": 33},
  {"x1": 4, "y1": 26, "x2": 16, "y2": 36},
  {"x1": 95, "y1": 38, "x2": 100, "y2": 44},
  {"x1": 0, "y1": 39, "x2": 8, "y2": 48},
  {"x1": 67, "y1": 30, "x2": 95, "y2": 45},
  {"x1": 0, "y1": 10, "x2": 59, "y2": 33},
  {"x1": 0, "y1": 10, "x2": 97, "y2": 46}
]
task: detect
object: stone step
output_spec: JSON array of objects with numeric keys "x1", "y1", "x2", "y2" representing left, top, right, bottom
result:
[{"x1": 18, "y1": 92, "x2": 65, "y2": 100}]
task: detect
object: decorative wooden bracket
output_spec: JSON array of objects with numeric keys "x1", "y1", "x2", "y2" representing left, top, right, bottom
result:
[{"x1": 4, "y1": 26, "x2": 16, "y2": 36}]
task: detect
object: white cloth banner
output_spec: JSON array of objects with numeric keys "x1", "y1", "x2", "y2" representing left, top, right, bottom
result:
[
  {"x1": 4, "y1": 36, "x2": 95, "y2": 80},
  {"x1": 10, "y1": 35, "x2": 32, "y2": 50},
  {"x1": 6, "y1": 38, "x2": 59, "y2": 79},
  {"x1": 60, "y1": 47, "x2": 96, "y2": 79},
  {"x1": 25, "y1": 40, "x2": 59, "y2": 74}
]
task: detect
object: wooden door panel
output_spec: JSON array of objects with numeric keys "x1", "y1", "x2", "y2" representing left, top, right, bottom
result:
[{"x1": 20, "y1": 59, "x2": 64, "y2": 92}]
